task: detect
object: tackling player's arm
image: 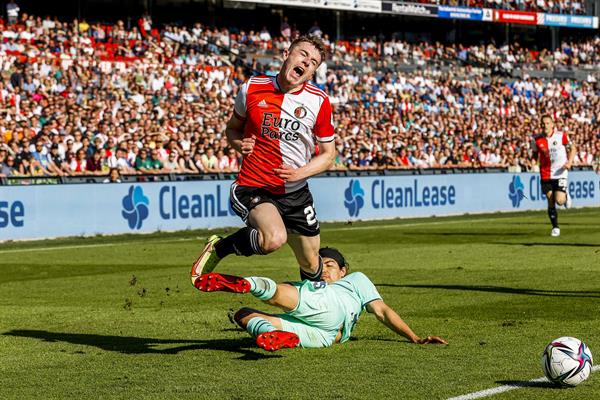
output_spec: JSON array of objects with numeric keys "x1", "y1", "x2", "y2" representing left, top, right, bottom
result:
[
  {"x1": 366, "y1": 299, "x2": 448, "y2": 345},
  {"x1": 274, "y1": 140, "x2": 336, "y2": 182}
]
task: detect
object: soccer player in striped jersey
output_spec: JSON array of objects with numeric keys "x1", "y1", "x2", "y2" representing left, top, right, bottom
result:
[
  {"x1": 191, "y1": 35, "x2": 336, "y2": 282},
  {"x1": 193, "y1": 247, "x2": 448, "y2": 351},
  {"x1": 532, "y1": 114, "x2": 576, "y2": 237}
]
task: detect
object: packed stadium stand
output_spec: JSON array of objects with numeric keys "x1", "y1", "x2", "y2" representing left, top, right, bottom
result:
[{"x1": 0, "y1": 2, "x2": 599, "y2": 182}]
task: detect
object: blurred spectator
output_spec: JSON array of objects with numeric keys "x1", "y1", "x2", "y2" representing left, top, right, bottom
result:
[
  {"x1": 163, "y1": 150, "x2": 182, "y2": 172},
  {"x1": 179, "y1": 150, "x2": 200, "y2": 173},
  {"x1": 103, "y1": 167, "x2": 122, "y2": 183},
  {"x1": 201, "y1": 148, "x2": 218, "y2": 172},
  {"x1": 280, "y1": 17, "x2": 291, "y2": 40},
  {"x1": 226, "y1": 148, "x2": 240, "y2": 172},
  {"x1": 308, "y1": 21, "x2": 323, "y2": 38},
  {"x1": 6, "y1": 0, "x2": 20, "y2": 25}
]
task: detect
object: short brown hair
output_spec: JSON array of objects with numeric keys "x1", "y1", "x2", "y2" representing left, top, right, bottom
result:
[{"x1": 289, "y1": 35, "x2": 328, "y2": 64}]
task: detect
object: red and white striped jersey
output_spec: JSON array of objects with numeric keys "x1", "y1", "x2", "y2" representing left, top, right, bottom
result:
[
  {"x1": 533, "y1": 131, "x2": 570, "y2": 180},
  {"x1": 233, "y1": 75, "x2": 335, "y2": 194}
]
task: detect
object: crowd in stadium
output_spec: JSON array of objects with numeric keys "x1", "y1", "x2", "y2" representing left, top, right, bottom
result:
[
  {"x1": 0, "y1": 12, "x2": 599, "y2": 178},
  {"x1": 340, "y1": 38, "x2": 600, "y2": 70}
]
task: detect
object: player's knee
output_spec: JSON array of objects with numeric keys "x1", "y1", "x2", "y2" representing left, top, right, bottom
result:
[
  {"x1": 233, "y1": 307, "x2": 256, "y2": 328},
  {"x1": 260, "y1": 231, "x2": 287, "y2": 253}
]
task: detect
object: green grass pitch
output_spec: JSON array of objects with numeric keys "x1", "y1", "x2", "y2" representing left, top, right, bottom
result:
[{"x1": 1, "y1": 208, "x2": 598, "y2": 399}]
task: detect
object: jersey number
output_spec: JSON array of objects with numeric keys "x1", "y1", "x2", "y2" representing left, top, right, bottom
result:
[
  {"x1": 312, "y1": 281, "x2": 327, "y2": 289},
  {"x1": 558, "y1": 178, "x2": 567, "y2": 189},
  {"x1": 304, "y1": 205, "x2": 317, "y2": 226}
]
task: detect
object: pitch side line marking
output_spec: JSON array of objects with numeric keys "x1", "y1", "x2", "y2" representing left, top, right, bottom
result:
[
  {"x1": 447, "y1": 365, "x2": 600, "y2": 400},
  {"x1": 0, "y1": 238, "x2": 197, "y2": 254}
]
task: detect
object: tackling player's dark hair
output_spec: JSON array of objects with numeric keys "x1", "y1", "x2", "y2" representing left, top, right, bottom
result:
[{"x1": 319, "y1": 247, "x2": 349, "y2": 271}]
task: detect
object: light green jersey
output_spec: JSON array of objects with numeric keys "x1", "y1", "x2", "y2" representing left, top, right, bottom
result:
[
  {"x1": 330, "y1": 272, "x2": 382, "y2": 343},
  {"x1": 278, "y1": 272, "x2": 382, "y2": 348}
]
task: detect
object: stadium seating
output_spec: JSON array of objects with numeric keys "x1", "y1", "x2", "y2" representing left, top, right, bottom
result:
[{"x1": 0, "y1": 15, "x2": 598, "y2": 179}]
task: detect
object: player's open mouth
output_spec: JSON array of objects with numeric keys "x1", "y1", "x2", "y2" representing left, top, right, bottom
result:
[{"x1": 292, "y1": 66, "x2": 304, "y2": 78}]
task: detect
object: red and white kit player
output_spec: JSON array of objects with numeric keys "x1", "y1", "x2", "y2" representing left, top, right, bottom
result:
[
  {"x1": 532, "y1": 114, "x2": 576, "y2": 237},
  {"x1": 233, "y1": 73, "x2": 334, "y2": 194},
  {"x1": 190, "y1": 35, "x2": 336, "y2": 284}
]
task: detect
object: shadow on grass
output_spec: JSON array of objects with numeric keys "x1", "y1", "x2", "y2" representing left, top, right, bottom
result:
[
  {"x1": 376, "y1": 284, "x2": 600, "y2": 298},
  {"x1": 495, "y1": 242, "x2": 600, "y2": 248},
  {"x1": 1, "y1": 330, "x2": 280, "y2": 360},
  {"x1": 509, "y1": 222, "x2": 592, "y2": 227},
  {"x1": 408, "y1": 232, "x2": 529, "y2": 237},
  {"x1": 496, "y1": 380, "x2": 562, "y2": 389}
]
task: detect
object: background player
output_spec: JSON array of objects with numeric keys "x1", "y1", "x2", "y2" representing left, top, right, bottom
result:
[
  {"x1": 192, "y1": 35, "x2": 336, "y2": 282},
  {"x1": 192, "y1": 247, "x2": 447, "y2": 351},
  {"x1": 532, "y1": 114, "x2": 576, "y2": 237}
]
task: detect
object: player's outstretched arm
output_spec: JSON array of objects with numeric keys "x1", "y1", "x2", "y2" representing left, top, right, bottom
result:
[{"x1": 366, "y1": 299, "x2": 447, "y2": 345}]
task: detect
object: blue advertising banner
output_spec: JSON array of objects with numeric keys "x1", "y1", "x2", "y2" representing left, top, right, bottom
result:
[
  {"x1": 1, "y1": 172, "x2": 599, "y2": 241},
  {"x1": 0, "y1": 181, "x2": 242, "y2": 241},
  {"x1": 537, "y1": 13, "x2": 599, "y2": 29},
  {"x1": 314, "y1": 172, "x2": 598, "y2": 221},
  {"x1": 437, "y1": 6, "x2": 491, "y2": 21}
]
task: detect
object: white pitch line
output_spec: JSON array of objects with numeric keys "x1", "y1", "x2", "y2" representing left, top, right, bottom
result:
[
  {"x1": 447, "y1": 365, "x2": 600, "y2": 400},
  {"x1": 0, "y1": 237, "x2": 197, "y2": 254}
]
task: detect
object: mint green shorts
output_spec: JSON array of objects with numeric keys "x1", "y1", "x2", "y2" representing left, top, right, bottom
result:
[{"x1": 277, "y1": 280, "x2": 344, "y2": 348}]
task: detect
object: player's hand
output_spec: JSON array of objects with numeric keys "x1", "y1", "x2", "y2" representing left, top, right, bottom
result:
[
  {"x1": 417, "y1": 336, "x2": 448, "y2": 345},
  {"x1": 240, "y1": 136, "x2": 256, "y2": 156},
  {"x1": 563, "y1": 161, "x2": 572, "y2": 170},
  {"x1": 273, "y1": 164, "x2": 305, "y2": 182}
]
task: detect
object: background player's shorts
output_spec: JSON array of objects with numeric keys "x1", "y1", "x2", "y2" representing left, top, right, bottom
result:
[
  {"x1": 230, "y1": 183, "x2": 320, "y2": 236},
  {"x1": 541, "y1": 178, "x2": 567, "y2": 194},
  {"x1": 276, "y1": 280, "x2": 345, "y2": 347}
]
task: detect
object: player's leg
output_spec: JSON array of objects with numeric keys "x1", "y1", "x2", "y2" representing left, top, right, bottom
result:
[
  {"x1": 234, "y1": 308, "x2": 284, "y2": 331},
  {"x1": 288, "y1": 233, "x2": 322, "y2": 281},
  {"x1": 190, "y1": 186, "x2": 287, "y2": 282},
  {"x1": 215, "y1": 202, "x2": 287, "y2": 257},
  {"x1": 233, "y1": 308, "x2": 300, "y2": 351},
  {"x1": 231, "y1": 281, "x2": 338, "y2": 350},
  {"x1": 194, "y1": 273, "x2": 299, "y2": 311},
  {"x1": 545, "y1": 186, "x2": 560, "y2": 236},
  {"x1": 554, "y1": 191, "x2": 567, "y2": 206},
  {"x1": 234, "y1": 309, "x2": 333, "y2": 350},
  {"x1": 276, "y1": 186, "x2": 322, "y2": 280},
  {"x1": 554, "y1": 178, "x2": 569, "y2": 207}
]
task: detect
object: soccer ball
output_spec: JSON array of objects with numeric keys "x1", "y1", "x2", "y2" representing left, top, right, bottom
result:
[{"x1": 541, "y1": 337, "x2": 593, "y2": 386}]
